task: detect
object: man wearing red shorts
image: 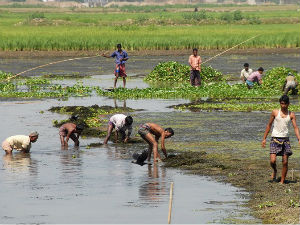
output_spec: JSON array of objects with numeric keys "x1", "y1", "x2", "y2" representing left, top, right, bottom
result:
[{"x1": 103, "y1": 43, "x2": 129, "y2": 89}]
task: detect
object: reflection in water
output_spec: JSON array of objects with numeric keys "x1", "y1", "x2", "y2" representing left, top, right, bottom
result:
[
  {"x1": 139, "y1": 164, "x2": 168, "y2": 205},
  {"x1": 114, "y1": 98, "x2": 127, "y2": 108},
  {"x1": 59, "y1": 147, "x2": 84, "y2": 187},
  {"x1": 2, "y1": 153, "x2": 38, "y2": 176}
]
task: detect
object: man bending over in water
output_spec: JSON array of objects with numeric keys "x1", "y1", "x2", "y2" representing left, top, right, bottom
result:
[
  {"x1": 59, "y1": 123, "x2": 84, "y2": 147},
  {"x1": 262, "y1": 95, "x2": 300, "y2": 184},
  {"x1": 103, "y1": 114, "x2": 133, "y2": 144},
  {"x1": 138, "y1": 123, "x2": 174, "y2": 163}
]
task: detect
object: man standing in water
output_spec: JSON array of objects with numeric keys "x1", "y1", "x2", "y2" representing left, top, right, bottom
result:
[
  {"x1": 138, "y1": 123, "x2": 174, "y2": 163},
  {"x1": 188, "y1": 48, "x2": 202, "y2": 87},
  {"x1": 2, "y1": 132, "x2": 39, "y2": 154},
  {"x1": 102, "y1": 44, "x2": 129, "y2": 89},
  {"x1": 59, "y1": 123, "x2": 84, "y2": 147},
  {"x1": 282, "y1": 72, "x2": 298, "y2": 95},
  {"x1": 262, "y1": 95, "x2": 300, "y2": 184},
  {"x1": 246, "y1": 67, "x2": 264, "y2": 89}
]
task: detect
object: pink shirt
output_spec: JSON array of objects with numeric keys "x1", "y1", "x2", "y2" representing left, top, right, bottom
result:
[
  {"x1": 247, "y1": 71, "x2": 262, "y2": 82},
  {"x1": 189, "y1": 55, "x2": 202, "y2": 71}
]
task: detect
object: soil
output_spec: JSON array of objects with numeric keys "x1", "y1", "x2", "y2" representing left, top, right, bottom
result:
[{"x1": 0, "y1": 48, "x2": 299, "y2": 58}]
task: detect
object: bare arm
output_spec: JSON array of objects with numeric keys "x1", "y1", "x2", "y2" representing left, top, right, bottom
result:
[
  {"x1": 66, "y1": 129, "x2": 76, "y2": 144},
  {"x1": 262, "y1": 110, "x2": 276, "y2": 147},
  {"x1": 290, "y1": 112, "x2": 300, "y2": 144}
]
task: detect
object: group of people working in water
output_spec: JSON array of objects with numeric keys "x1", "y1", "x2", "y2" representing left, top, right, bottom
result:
[
  {"x1": 1, "y1": 44, "x2": 299, "y2": 184},
  {"x1": 2, "y1": 94, "x2": 298, "y2": 184}
]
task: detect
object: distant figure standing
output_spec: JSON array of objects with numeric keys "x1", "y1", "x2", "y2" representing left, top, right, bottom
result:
[
  {"x1": 188, "y1": 48, "x2": 202, "y2": 86},
  {"x1": 283, "y1": 72, "x2": 298, "y2": 95},
  {"x1": 246, "y1": 67, "x2": 264, "y2": 89},
  {"x1": 59, "y1": 123, "x2": 84, "y2": 147},
  {"x1": 240, "y1": 63, "x2": 253, "y2": 83},
  {"x1": 138, "y1": 123, "x2": 174, "y2": 163},
  {"x1": 2, "y1": 132, "x2": 39, "y2": 154},
  {"x1": 103, "y1": 114, "x2": 133, "y2": 144},
  {"x1": 262, "y1": 95, "x2": 300, "y2": 184},
  {"x1": 102, "y1": 44, "x2": 129, "y2": 89}
]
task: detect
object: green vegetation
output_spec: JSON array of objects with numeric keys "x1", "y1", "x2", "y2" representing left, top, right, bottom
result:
[
  {"x1": 145, "y1": 61, "x2": 223, "y2": 83},
  {"x1": 49, "y1": 105, "x2": 135, "y2": 137},
  {"x1": 0, "y1": 71, "x2": 92, "y2": 99},
  {"x1": 0, "y1": 6, "x2": 298, "y2": 50}
]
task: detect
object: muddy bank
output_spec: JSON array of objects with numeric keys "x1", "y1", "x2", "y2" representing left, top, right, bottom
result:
[
  {"x1": 163, "y1": 150, "x2": 299, "y2": 223},
  {"x1": 0, "y1": 48, "x2": 299, "y2": 58}
]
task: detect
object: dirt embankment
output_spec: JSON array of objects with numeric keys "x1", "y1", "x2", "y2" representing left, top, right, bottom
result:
[
  {"x1": 163, "y1": 150, "x2": 300, "y2": 223},
  {"x1": 0, "y1": 48, "x2": 299, "y2": 59}
]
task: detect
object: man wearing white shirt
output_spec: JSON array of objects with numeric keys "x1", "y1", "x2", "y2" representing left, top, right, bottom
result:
[
  {"x1": 240, "y1": 63, "x2": 253, "y2": 83},
  {"x1": 2, "y1": 132, "x2": 39, "y2": 154},
  {"x1": 103, "y1": 114, "x2": 133, "y2": 144}
]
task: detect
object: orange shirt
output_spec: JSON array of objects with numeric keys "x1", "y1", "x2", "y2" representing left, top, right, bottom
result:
[{"x1": 189, "y1": 55, "x2": 202, "y2": 71}]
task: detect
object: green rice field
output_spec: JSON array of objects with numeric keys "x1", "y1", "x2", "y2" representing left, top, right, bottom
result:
[{"x1": 0, "y1": 5, "x2": 299, "y2": 51}]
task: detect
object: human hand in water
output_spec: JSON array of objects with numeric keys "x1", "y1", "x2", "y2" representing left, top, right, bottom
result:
[{"x1": 261, "y1": 139, "x2": 266, "y2": 148}]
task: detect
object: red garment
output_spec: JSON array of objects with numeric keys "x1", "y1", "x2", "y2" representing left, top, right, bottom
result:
[{"x1": 115, "y1": 64, "x2": 127, "y2": 77}]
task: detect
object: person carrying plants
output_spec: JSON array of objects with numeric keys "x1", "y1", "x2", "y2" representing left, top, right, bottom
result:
[
  {"x1": 103, "y1": 114, "x2": 133, "y2": 144},
  {"x1": 188, "y1": 48, "x2": 202, "y2": 86},
  {"x1": 2, "y1": 132, "x2": 39, "y2": 154},
  {"x1": 240, "y1": 63, "x2": 253, "y2": 83},
  {"x1": 138, "y1": 123, "x2": 174, "y2": 163},
  {"x1": 282, "y1": 72, "x2": 298, "y2": 95},
  {"x1": 102, "y1": 44, "x2": 129, "y2": 89},
  {"x1": 262, "y1": 95, "x2": 300, "y2": 184},
  {"x1": 59, "y1": 123, "x2": 84, "y2": 147},
  {"x1": 246, "y1": 67, "x2": 264, "y2": 89}
]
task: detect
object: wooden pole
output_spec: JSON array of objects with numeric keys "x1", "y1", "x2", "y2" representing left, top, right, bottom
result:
[{"x1": 168, "y1": 182, "x2": 174, "y2": 224}]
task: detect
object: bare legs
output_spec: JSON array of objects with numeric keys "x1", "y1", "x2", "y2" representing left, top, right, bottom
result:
[
  {"x1": 140, "y1": 133, "x2": 161, "y2": 162},
  {"x1": 270, "y1": 153, "x2": 289, "y2": 184},
  {"x1": 114, "y1": 76, "x2": 126, "y2": 89}
]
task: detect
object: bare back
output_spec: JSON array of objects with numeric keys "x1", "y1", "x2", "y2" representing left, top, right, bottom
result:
[{"x1": 145, "y1": 123, "x2": 164, "y2": 138}]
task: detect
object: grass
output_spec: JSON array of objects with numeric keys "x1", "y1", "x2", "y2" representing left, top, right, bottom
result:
[{"x1": 0, "y1": 8, "x2": 299, "y2": 51}]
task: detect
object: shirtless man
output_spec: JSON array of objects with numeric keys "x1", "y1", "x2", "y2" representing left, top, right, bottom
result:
[
  {"x1": 59, "y1": 123, "x2": 84, "y2": 147},
  {"x1": 138, "y1": 123, "x2": 174, "y2": 163}
]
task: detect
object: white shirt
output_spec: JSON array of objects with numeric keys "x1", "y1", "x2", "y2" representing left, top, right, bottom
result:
[
  {"x1": 109, "y1": 114, "x2": 132, "y2": 133},
  {"x1": 5, "y1": 135, "x2": 31, "y2": 151},
  {"x1": 240, "y1": 68, "x2": 253, "y2": 79}
]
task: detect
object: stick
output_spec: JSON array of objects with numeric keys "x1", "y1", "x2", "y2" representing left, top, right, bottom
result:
[
  {"x1": 201, "y1": 35, "x2": 260, "y2": 65},
  {"x1": 168, "y1": 182, "x2": 174, "y2": 224},
  {"x1": 3, "y1": 55, "x2": 101, "y2": 82},
  {"x1": 291, "y1": 168, "x2": 294, "y2": 181}
]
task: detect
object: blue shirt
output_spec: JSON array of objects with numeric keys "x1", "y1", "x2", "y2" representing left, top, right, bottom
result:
[{"x1": 111, "y1": 50, "x2": 129, "y2": 65}]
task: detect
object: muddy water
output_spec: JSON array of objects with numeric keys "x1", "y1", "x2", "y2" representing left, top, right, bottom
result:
[
  {"x1": 0, "y1": 96, "x2": 261, "y2": 223},
  {"x1": 0, "y1": 52, "x2": 299, "y2": 77}
]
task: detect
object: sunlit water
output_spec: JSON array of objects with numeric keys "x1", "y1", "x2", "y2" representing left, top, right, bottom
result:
[{"x1": 0, "y1": 96, "x2": 259, "y2": 223}]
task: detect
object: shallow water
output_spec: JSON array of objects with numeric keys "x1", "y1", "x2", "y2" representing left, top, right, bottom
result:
[
  {"x1": 0, "y1": 52, "x2": 299, "y2": 78},
  {"x1": 0, "y1": 96, "x2": 260, "y2": 223}
]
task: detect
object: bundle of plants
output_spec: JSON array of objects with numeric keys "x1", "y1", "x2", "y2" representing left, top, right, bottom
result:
[{"x1": 145, "y1": 61, "x2": 223, "y2": 84}]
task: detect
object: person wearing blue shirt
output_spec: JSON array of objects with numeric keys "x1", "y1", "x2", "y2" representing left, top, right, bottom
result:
[{"x1": 102, "y1": 44, "x2": 129, "y2": 88}]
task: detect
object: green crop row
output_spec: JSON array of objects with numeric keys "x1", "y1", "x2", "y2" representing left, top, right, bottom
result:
[{"x1": 0, "y1": 24, "x2": 299, "y2": 51}]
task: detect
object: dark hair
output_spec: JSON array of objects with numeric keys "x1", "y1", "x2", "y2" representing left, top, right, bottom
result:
[
  {"x1": 244, "y1": 63, "x2": 249, "y2": 67},
  {"x1": 117, "y1": 43, "x2": 122, "y2": 48},
  {"x1": 165, "y1": 128, "x2": 174, "y2": 136},
  {"x1": 258, "y1": 67, "x2": 264, "y2": 72},
  {"x1": 125, "y1": 116, "x2": 133, "y2": 125},
  {"x1": 279, "y1": 95, "x2": 289, "y2": 104},
  {"x1": 193, "y1": 48, "x2": 198, "y2": 52},
  {"x1": 76, "y1": 124, "x2": 84, "y2": 131}
]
